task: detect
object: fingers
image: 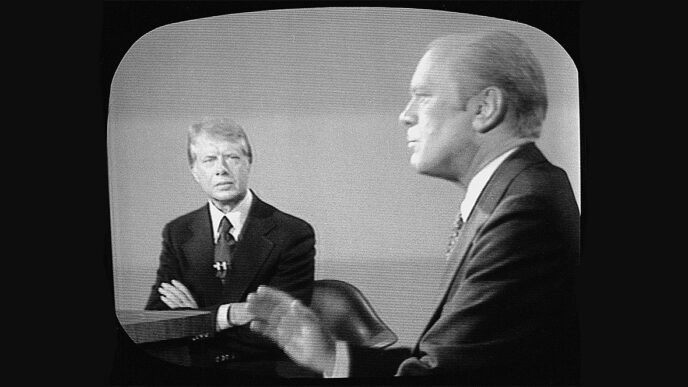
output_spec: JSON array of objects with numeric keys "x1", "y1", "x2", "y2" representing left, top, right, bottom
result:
[
  {"x1": 246, "y1": 287, "x2": 307, "y2": 338},
  {"x1": 158, "y1": 281, "x2": 198, "y2": 309},
  {"x1": 245, "y1": 286, "x2": 294, "y2": 321},
  {"x1": 158, "y1": 284, "x2": 183, "y2": 308},
  {"x1": 255, "y1": 285, "x2": 296, "y2": 303},
  {"x1": 249, "y1": 317, "x2": 283, "y2": 345},
  {"x1": 250, "y1": 320, "x2": 266, "y2": 334},
  {"x1": 245, "y1": 286, "x2": 333, "y2": 373},
  {"x1": 160, "y1": 295, "x2": 179, "y2": 309},
  {"x1": 229, "y1": 302, "x2": 255, "y2": 326},
  {"x1": 171, "y1": 280, "x2": 198, "y2": 308},
  {"x1": 246, "y1": 286, "x2": 299, "y2": 344}
]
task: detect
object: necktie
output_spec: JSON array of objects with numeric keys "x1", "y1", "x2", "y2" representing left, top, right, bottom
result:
[
  {"x1": 214, "y1": 217, "x2": 235, "y2": 280},
  {"x1": 445, "y1": 212, "x2": 464, "y2": 260}
]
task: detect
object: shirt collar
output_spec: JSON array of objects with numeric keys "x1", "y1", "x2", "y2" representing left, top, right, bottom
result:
[
  {"x1": 459, "y1": 146, "x2": 521, "y2": 222},
  {"x1": 208, "y1": 189, "x2": 254, "y2": 242}
]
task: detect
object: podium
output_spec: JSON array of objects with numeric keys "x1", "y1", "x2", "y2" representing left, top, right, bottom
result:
[{"x1": 116, "y1": 309, "x2": 215, "y2": 366}]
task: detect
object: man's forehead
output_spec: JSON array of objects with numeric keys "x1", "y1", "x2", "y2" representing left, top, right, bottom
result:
[
  {"x1": 192, "y1": 134, "x2": 243, "y2": 151},
  {"x1": 410, "y1": 50, "x2": 455, "y2": 89}
]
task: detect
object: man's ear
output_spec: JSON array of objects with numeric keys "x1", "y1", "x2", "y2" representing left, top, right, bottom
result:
[
  {"x1": 471, "y1": 86, "x2": 506, "y2": 133},
  {"x1": 190, "y1": 165, "x2": 200, "y2": 183}
]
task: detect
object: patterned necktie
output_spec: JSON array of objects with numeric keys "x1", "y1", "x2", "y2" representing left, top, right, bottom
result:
[
  {"x1": 214, "y1": 217, "x2": 235, "y2": 279},
  {"x1": 445, "y1": 212, "x2": 464, "y2": 260}
]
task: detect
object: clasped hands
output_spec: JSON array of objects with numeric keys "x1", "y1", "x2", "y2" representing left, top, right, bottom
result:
[
  {"x1": 157, "y1": 279, "x2": 252, "y2": 326},
  {"x1": 159, "y1": 281, "x2": 336, "y2": 373}
]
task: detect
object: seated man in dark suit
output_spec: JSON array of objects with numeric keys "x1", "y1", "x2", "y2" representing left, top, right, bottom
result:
[
  {"x1": 144, "y1": 117, "x2": 316, "y2": 374},
  {"x1": 246, "y1": 30, "x2": 580, "y2": 384}
]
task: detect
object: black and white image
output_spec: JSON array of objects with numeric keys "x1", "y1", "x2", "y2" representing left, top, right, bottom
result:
[{"x1": 106, "y1": 5, "x2": 581, "y2": 384}]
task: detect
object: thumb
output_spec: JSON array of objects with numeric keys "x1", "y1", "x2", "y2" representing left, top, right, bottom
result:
[{"x1": 250, "y1": 320, "x2": 268, "y2": 335}]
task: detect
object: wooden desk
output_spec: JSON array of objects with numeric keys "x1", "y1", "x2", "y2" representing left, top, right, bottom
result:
[
  {"x1": 117, "y1": 309, "x2": 214, "y2": 343},
  {"x1": 116, "y1": 309, "x2": 214, "y2": 366},
  {"x1": 115, "y1": 309, "x2": 319, "y2": 377}
]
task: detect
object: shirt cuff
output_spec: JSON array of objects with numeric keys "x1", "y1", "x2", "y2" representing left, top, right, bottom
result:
[
  {"x1": 324, "y1": 340, "x2": 350, "y2": 378},
  {"x1": 216, "y1": 303, "x2": 232, "y2": 331}
]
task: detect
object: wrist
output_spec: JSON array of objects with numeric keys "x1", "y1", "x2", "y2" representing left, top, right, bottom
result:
[
  {"x1": 216, "y1": 303, "x2": 232, "y2": 331},
  {"x1": 324, "y1": 340, "x2": 351, "y2": 378},
  {"x1": 226, "y1": 303, "x2": 234, "y2": 327},
  {"x1": 323, "y1": 355, "x2": 336, "y2": 376},
  {"x1": 320, "y1": 337, "x2": 337, "y2": 375}
]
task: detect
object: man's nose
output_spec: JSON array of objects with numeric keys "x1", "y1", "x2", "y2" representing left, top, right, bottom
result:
[
  {"x1": 215, "y1": 160, "x2": 230, "y2": 175},
  {"x1": 399, "y1": 101, "x2": 417, "y2": 128}
]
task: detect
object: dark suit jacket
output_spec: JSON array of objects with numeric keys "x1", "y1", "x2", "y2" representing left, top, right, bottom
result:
[
  {"x1": 144, "y1": 191, "x2": 316, "y2": 367},
  {"x1": 350, "y1": 143, "x2": 580, "y2": 384}
]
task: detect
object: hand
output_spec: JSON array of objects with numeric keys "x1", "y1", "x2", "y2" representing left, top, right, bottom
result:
[
  {"x1": 158, "y1": 280, "x2": 199, "y2": 309},
  {"x1": 246, "y1": 286, "x2": 336, "y2": 375},
  {"x1": 229, "y1": 302, "x2": 254, "y2": 326}
]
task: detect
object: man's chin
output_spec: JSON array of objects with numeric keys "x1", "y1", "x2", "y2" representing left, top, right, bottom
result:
[
  {"x1": 410, "y1": 156, "x2": 431, "y2": 175},
  {"x1": 409, "y1": 154, "x2": 422, "y2": 169},
  {"x1": 213, "y1": 190, "x2": 246, "y2": 204},
  {"x1": 412, "y1": 160, "x2": 447, "y2": 180}
]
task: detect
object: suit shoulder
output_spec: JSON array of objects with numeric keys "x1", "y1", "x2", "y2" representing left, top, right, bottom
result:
[
  {"x1": 163, "y1": 205, "x2": 207, "y2": 230},
  {"x1": 261, "y1": 201, "x2": 314, "y2": 234},
  {"x1": 510, "y1": 159, "x2": 573, "y2": 194},
  {"x1": 505, "y1": 160, "x2": 579, "y2": 216}
]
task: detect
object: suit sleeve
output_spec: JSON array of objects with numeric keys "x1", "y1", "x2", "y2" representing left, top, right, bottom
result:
[
  {"x1": 265, "y1": 221, "x2": 316, "y2": 306},
  {"x1": 351, "y1": 172, "x2": 579, "y2": 381},
  {"x1": 212, "y1": 219, "x2": 316, "y2": 357},
  {"x1": 398, "y1": 180, "x2": 578, "y2": 379},
  {"x1": 144, "y1": 223, "x2": 181, "y2": 310}
]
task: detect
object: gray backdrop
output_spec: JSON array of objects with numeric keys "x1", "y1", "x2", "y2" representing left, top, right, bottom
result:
[{"x1": 108, "y1": 7, "x2": 579, "y2": 350}]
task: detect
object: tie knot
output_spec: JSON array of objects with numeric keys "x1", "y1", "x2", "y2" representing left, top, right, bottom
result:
[
  {"x1": 445, "y1": 212, "x2": 464, "y2": 258},
  {"x1": 453, "y1": 213, "x2": 464, "y2": 230},
  {"x1": 219, "y1": 216, "x2": 233, "y2": 234}
]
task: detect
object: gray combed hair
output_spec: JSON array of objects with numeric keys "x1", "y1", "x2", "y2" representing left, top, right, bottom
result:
[
  {"x1": 186, "y1": 117, "x2": 253, "y2": 165},
  {"x1": 429, "y1": 31, "x2": 548, "y2": 138}
]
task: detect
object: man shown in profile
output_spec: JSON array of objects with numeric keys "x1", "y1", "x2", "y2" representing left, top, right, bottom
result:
[
  {"x1": 246, "y1": 31, "x2": 580, "y2": 384},
  {"x1": 145, "y1": 117, "x2": 316, "y2": 375}
]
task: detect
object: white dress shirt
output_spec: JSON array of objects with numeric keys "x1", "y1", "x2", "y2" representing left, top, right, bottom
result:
[
  {"x1": 327, "y1": 145, "x2": 523, "y2": 378},
  {"x1": 207, "y1": 190, "x2": 254, "y2": 331},
  {"x1": 459, "y1": 146, "x2": 520, "y2": 223}
]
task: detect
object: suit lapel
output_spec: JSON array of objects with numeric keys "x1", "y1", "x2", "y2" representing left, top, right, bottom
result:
[
  {"x1": 186, "y1": 204, "x2": 214, "y2": 259},
  {"x1": 183, "y1": 204, "x2": 224, "y2": 305},
  {"x1": 436, "y1": 208, "x2": 489, "y2": 301},
  {"x1": 222, "y1": 194, "x2": 276, "y2": 303},
  {"x1": 419, "y1": 206, "x2": 490, "y2": 338},
  {"x1": 419, "y1": 143, "x2": 546, "y2": 339}
]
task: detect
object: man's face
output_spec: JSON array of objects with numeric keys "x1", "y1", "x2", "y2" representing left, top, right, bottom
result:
[
  {"x1": 399, "y1": 49, "x2": 475, "y2": 180},
  {"x1": 190, "y1": 133, "x2": 251, "y2": 209}
]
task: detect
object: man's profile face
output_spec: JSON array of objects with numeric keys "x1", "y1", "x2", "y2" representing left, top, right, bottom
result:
[
  {"x1": 399, "y1": 49, "x2": 475, "y2": 180},
  {"x1": 190, "y1": 133, "x2": 251, "y2": 209}
]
